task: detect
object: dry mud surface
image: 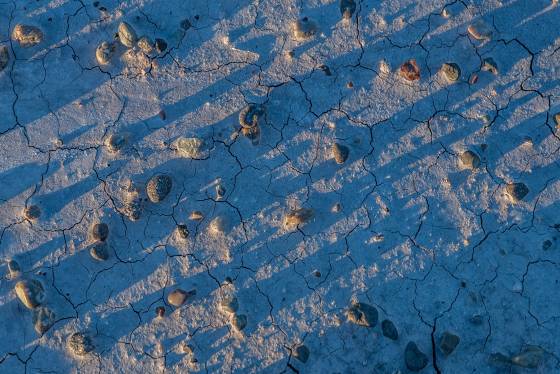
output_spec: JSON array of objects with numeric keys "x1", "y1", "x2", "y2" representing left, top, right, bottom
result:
[{"x1": 1, "y1": 1, "x2": 560, "y2": 373}]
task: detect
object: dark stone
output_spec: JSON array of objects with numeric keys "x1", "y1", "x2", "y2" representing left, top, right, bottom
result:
[
  {"x1": 155, "y1": 38, "x2": 167, "y2": 53},
  {"x1": 347, "y1": 302, "x2": 378, "y2": 327},
  {"x1": 294, "y1": 344, "x2": 310, "y2": 363},
  {"x1": 405, "y1": 342, "x2": 428, "y2": 371},
  {"x1": 439, "y1": 331, "x2": 460, "y2": 356},
  {"x1": 381, "y1": 319, "x2": 398, "y2": 340}
]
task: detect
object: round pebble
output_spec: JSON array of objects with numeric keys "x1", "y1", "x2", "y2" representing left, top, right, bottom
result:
[
  {"x1": 118, "y1": 22, "x2": 137, "y2": 48},
  {"x1": 33, "y1": 306, "x2": 55, "y2": 334},
  {"x1": 90, "y1": 241, "x2": 109, "y2": 261},
  {"x1": 146, "y1": 174, "x2": 172, "y2": 203},
  {"x1": 439, "y1": 331, "x2": 460, "y2": 356},
  {"x1": 67, "y1": 332, "x2": 94, "y2": 356},
  {"x1": 506, "y1": 182, "x2": 529, "y2": 202},
  {"x1": 95, "y1": 41, "x2": 114, "y2": 65},
  {"x1": 91, "y1": 223, "x2": 109, "y2": 241},
  {"x1": 167, "y1": 288, "x2": 196, "y2": 307},
  {"x1": 332, "y1": 143, "x2": 349, "y2": 164},
  {"x1": 220, "y1": 296, "x2": 239, "y2": 313},
  {"x1": 294, "y1": 344, "x2": 310, "y2": 363},
  {"x1": 231, "y1": 314, "x2": 247, "y2": 331},
  {"x1": 381, "y1": 319, "x2": 398, "y2": 340},
  {"x1": 441, "y1": 62, "x2": 461, "y2": 82},
  {"x1": 399, "y1": 59, "x2": 421, "y2": 81},
  {"x1": 24, "y1": 205, "x2": 41, "y2": 221},
  {"x1": 346, "y1": 302, "x2": 378, "y2": 328},
  {"x1": 405, "y1": 341, "x2": 428, "y2": 371},
  {"x1": 292, "y1": 17, "x2": 318, "y2": 40},
  {"x1": 15, "y1": 279, "x2": 45, "y2": 309},
  {"x1": 11, "y1": 24, "x2": 44, "y2": 47},
  {"x1": 0, "y1": 45, "x2": 9, "y2": 72},
  {"x1": 460, "y1": 150, "x2": 481, "y2": 170}
]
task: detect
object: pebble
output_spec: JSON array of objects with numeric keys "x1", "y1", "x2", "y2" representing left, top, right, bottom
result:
[
  {"x1": 292, "y1": 17, "x2": 318, "y2": 40},
  {"x1": 459, "y1": 150, "x2": 481, "y2": 169},
  {"x1": 155, "y1": 306, "x2": 165, "y2": 318},
  {"x1": 340, "y1": 0, "x2": 356, "y2": 20},
  {"x1": 441, "y1": 62, "x2": 461, "y2": 82},
  {"x1": 176, "y1": 137, "x2": 204, "y2": 158},
  {"x1": 284, "y1": 208, "x2": 314, "y2": 227},
  {"x1": 346, "y1": 302, "x2": 378, "y2": 328},
  {"x1": 137, "y1": 36, "x2": 154, "y2": 54},
  {"x1": 15, "y1": 279, "x2": 45, "y2": 309},
  {"x1": 11, "y1": 24, "x2": 44, "y2": 47},
  {"x1": 467, "y1": 20, "x2": 492, "y2": 40},
  {"x1": 146, "y1": 174, "x2": 172, "y2": 203},
  {"x1": 481, "y1": 58, "x2": 499, "y2": 75},
  {"x1": 118, "y1": 22, "x2": 137, "y2": 48},
  {"x1": 190, "y1": 211, "x2": 204, "y2": 221},
  {"x1": 7, "y1": 259, "x2": 21, "y2": 278},
  {"x1": 239, "y1": 104, "x2": 265, "y2": 129},
  {"x1": 95, "y1": 41, "x2": 114, "y2": 65},
  {"x1": 32, "y1": 306, "x2": 55, "y2": 334},
  {"x1": 439, "y1": 331, "x2": 460, "y2": 356},
  {"x1": 0, "y1": 45, "x2": 9, "y2": 71},
  {"x1": 405, "y1": 342, "x2": 428, "y2": 372},
  {"x1": 332, "y1": 143, "x2": 349, "y2": 164},
  {"x1": 180, "y1": 19, "x2": 192, "y2": 31},
  {"x1": 105, "y1": 133, "x2": 127, "y2": 153},
  {"x1": 167, "y1": 288, "x2": 196, "y2": 307},
  {"x1": 123, "y1": 198, "x2": 142, "y2": 221},
  {"x1": 23, "y1": 205, "x2": 41, "y2": 221},
  {"x1": 91, "y1": 222, "x2": 109, "y2": 241},
  {"x1": 220, "y1": 296, "x2": 239, "y2": 313},
  {"x1": 176, "y1": 224, "x2": 189, "y2": 240},
  {"x1": 511, "y1": 345, "x2": 544, "y2": 368},
  {"x1": 542, "y1": 239, "x2": 553, "y2": 250},
  {"x1": 469, "y1": 314, "x2": 484, "y2": 325},
  {"x1": 381, "y1": 319, "x2": 398, "y2": 340},
  {"x1": 155, "y1": 38, "x2": 167, "y2": 53},
  {"x1": 505, "y1": 182, "x2": 529, "y2": 202},
  {"x1": 90, "y1": 241, "x2": 109, "y2": 261},
  {"x1": 67, "y1": 332, "x2": 94, "y2": 356},
  {"x1": 231, "y1": 314, "x2": 247, "y2": 331},
  {"x1": 294, "y1": 344, "x2": 310, "y2": 363},
  {"x1": 399, "y1": 59, "x2": 420, "y2": 81},
  {"x1": 216, "y1": 184, "x2": 226, "y2": 200}
]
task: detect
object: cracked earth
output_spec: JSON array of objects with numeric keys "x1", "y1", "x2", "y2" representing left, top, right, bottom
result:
[{"x1": 1, "y1": 0, "x2": 560, "y2": 373}]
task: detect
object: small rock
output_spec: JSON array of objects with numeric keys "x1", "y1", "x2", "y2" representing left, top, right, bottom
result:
[
  {"x1": 0, "y1": 45, "x2": 9, "y2": 72},
  {"x1": 155, "y1": 306, "x2": 165, "y2": 318},
  {"x1": 511, "y1": 345, "x2": 544, "y2": 368},
  {"x1": 167, "y1": 288, "x2": 196, "y2": 307},
  {"x1": 405, "y1": 342, "x2": 429, "y2": 372},
  {"x1": 158, "y1": 109, "x2": 166, "y2": 120},
  {"x1": 146, "y1": 174, "x2": 172, "y2": 203},
  {"x1": 467, "y1": 20, "x2": 492, "y2": 40},
  {"x1": 189, "y1": 211, "x2": 204, "y2": 221},
  {"x1": 180, "y1": 19, "x2": 192, "y2": 31},
  {"x1": 469, "y1": 314, "x2": 484, "y2": 325},
  {"x1": 67, "y1": 332, "x2": 94, "y2": 356},
  {"x1": 11, "y1": 24, "x2": 44, "y2": 47},
  {"x1": 381, "y1": 319, "x2": 398, "y2": 340},
  {"x1": 118, "y1": 22, "x2": 137, "y2": 48},
  {"x1": 340, "y1": 0, "x2": 356, "y2": 20},
  {"x1": 23, "y1": 205, "x2": 41, "y2": 221},
  {"x1": 332, "y1": 143, "x2": 349, "y2": 164},
  {"x1": 155, "y1": 38, "x2": 167, "y2": 53},
  {"x1": 176, "y1": 224, "x2": 189, "y2": 240},
  {"x1": 7, "y1": 259, "x2": 21, "y2": 278},
  {"x1": 231, "y1": 314, "x2": 247, "y2": 331},
  {"x1": 220, "y1": 296, "x2": 239, "y2": 313},
  {"x1": 105, "y1": 133, "x2": 127, "y2": 153},
  {"x1": 459, "y1": 150, "x2": 481, "y2": 170},
  {"x1": 505, "y1": 182, "x2": 529, "y2": 202},
  {"x1": 15, "y1": 279, "x2": 45, "y2": 309},
  {"x1": 284, "y1": 208, "x2": 314, "y2": 227},
  {"x1": 216, "y1": 184, "x2": 226, "y2": 200},
  {"x1": 399, "y1": 59, "x2": 421, "y2": 81},
  {"x1": 346, "y1": 302, "x2": 378, "y2": 328},
  {"x1": 123, "y1": 198, "x2": 142, "y2": 221},
  {"x1": 542, "y1": 239, "x2": 553, "y2": 250},
  {"x1": 319, "y1": 64, "x2": 332, "y2": 76},
  {"x1": 137, "y1": 36, "x2": 154, "y2": 54},
  {"x1": 175, "y1": 137, "x2": 204, "y2": 158},
  {"x1": 331, "y1": 203, "x2": 342, "y2": 213},
  {"x1": 91, "y1": 222, "x2": 109, "y2": 242},
  {"x1": 239, "y1": 104, "x2": 265, "y2": 129},
  {"x1": 439, "y1": 331, "x2": 460, "y2": 356},
  {"x1": 95, "y1": 41, "x2": 115, "y2": 65},
  {"x1": 90, "y1": 241, "x2": 109, "y2": 261},
  {"x1": 441, "y1": 62, "x2": 461, "y2": 82},
  {"x1": 294, "y1": 344, "x2": 310, "y2": 363},
  {"x1": 33, "y1": 306, "x2": 55, "y2": 334},
  {"x1": 481, "y1": 58, "x2": 499, "y2": 75},
  {"x1": 292, "y1": 17, "x2": 318, "y2": 40}
]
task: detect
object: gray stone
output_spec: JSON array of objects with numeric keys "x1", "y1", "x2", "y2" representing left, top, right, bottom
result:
[
  {"x1": 33, "y1": 306, "x2": 55, "y2": 334},
  {"x1": 167, "y1": 288, "x2": 196, "y2": 307},
  {"x1": 294, "y1": 344, "x2": 310, "y2": 363},
  {"x1": 347, "y1": 302, "x2": 378, "y2": 328},
  {"x1": 405, "y1": 342, "x2": 428, "y2": 372},
  {"x1": 67, "y1": 332, "x2": 94, "y2": 356},
  {"x1": 439, "y1": 331, "x2": 460, "y2": 356},
  {"x1": 506, "y1": 182, "x2": 529, "y2": 202},
  {"x1": 146, "y1": 174, "x2": 172, "y2": 203},
  {"x1": 381, "y1": 319, "x2": 398, "y2": 340},
  {"x1": 460, "y1": 150, "x2": 481, "y2": 170},
  {"x1": 15, "y1": 279, "x2": 45, "y2": 309}
]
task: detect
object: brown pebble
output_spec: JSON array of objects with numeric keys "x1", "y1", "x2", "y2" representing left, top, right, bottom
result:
[{"x1": 399, "y1": 59, "x2": 420, "y2": 81}]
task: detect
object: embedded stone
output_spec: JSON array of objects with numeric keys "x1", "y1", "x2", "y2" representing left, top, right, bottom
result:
[
  {"x1": 511, "y1": 345, "x2": 544, "y2": 368},
  {"x1": 231, "y1": 314, "x2": 247, "y2": 331},
  {"x1": 137, "y1": 36, "x2": 153, "y2": 54},
  {"x1": 23, "y1": 205, "x2": 41, "y2": 221},
  {"x1": 67, "y1": 332, "x2": 94, "y2": 356},
  {"x1": 91, "y1": 222, "x2": 109, "y2": 242},
  {"x1": 146, "y1": 174, "x2": 172, "y2": 203},
  {"x1": 505, "y1": 182, "x2": 529, "y2": 202},
  {"x1": 167, "y1": 288, "x2": 196, "y2": 307},
  {"x1": 176, "y1": 224, "x2": 189, "y2": 240},
  {"x1": 441, "y1": 62, "x2": 461, "y2": 82},
  {"x1": 460, "y1": 150, "x2": 480, "y2": 169},
  {"x1": 7, "y1": 259, "x2": 21, "y2": 278},
  {"x1": 90, "y1": 241, "x2": 109, "y2": 261},
  {"x1": 381, "y1": 319, "x2": 398, "y2": 340},
  {"x1": 467, "y1": 20, "x2": 492, "y2": 40},
  {"x1": 175, "y1": 137, "x2": 204, "y2": 158},
  {"x1": 399, "y1": 59, "x2": 420, "y2": 81},
  {"x1": 284, "y1": 208, "x2": 314, "y2": 227},
  {"x1": 439, "y1": 331, "x2": 460, "y2": 356},
  {"x1": 346, "y1": 302, "x2": 378, "y2": 328},
  {"x1": 405, "y1": 341, "x2": 429, "y2": 371},
  {"x1": 105, "y1": 133, "x2": 127, "y2": 153},
  {"x1": 481, "y1": 58, "x2": 499, "y2": 75},
  {"x1": 220, "y1": 296, "x2": 239, "y2": 313},
  {"x1": 15, "y1": 279, "x2": 45, "y2": 309},
  {"x1": 340, "y1": 0, "x2": 356, "y2": 20},
  {"x1": 154, "y1": 38, "x2": 167, "y2": 53},
  {"x1": 332, "y1": 143, "x2": 349, "y2": 164},
  {"x1": 95, "y1": 41, "x2": 115, "y2": 65},
  {"x1": 33, "y1": 306, "x2": 55, "y2": 334},
  {"x1": 12, "y1": 24, "x2": 44, "y2": 47},
  {"x1": 294, "y1": 344, "x2": 310, "y2": 363}
]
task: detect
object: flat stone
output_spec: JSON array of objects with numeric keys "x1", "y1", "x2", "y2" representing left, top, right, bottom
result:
[
  {"x1": 405, "y1": 341, "x2": 429, "y2": 372},
  {"x1": 294, "y1": 344, "x2": 310, "y2": 363},
  {"x1": 332, "y1": 143, "x2": 349, "y2": 164},
  {"x1": 381, "y1": 319, "x2": 398, "y2": 340},
  {"x1": 33, "y1": 306, "x2": 55, "y2": 334},
  {"x1": 347, "y1": 302, "x2": 378, "y2": 328},
  {"x1": 439, "y1": 331, "x2": 460, "y2": 356},
  {"x1": 15, "y1": 279, "x2": 45, "y2": 309},
  {"x1": 67, "y1": 332, "x2": 94, "y2": 356},
  {"x1": 175, "y1": 137, "x2": 204, "y2": 158},
  {"x1": 506, "y1": 182, "x2": 529, "y2": 202},
  {"x1": 167, "y1": 288, "x2": 196, "y2": 307}
]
